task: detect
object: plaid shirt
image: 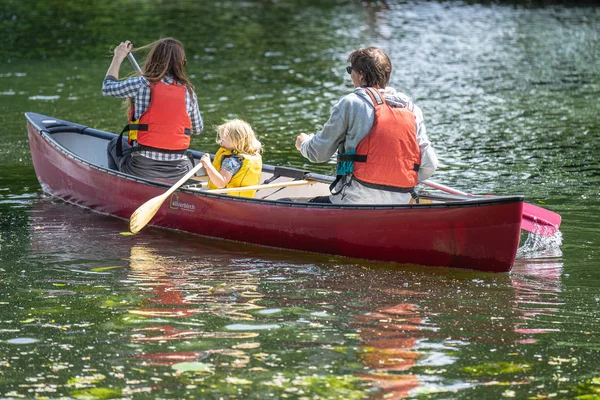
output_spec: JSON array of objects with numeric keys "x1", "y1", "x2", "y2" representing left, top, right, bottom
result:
[{"x1": 102, "y1": 75, "x2": 203, "y2": 161}]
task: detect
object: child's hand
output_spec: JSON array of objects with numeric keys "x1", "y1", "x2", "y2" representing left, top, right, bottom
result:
[{"x1": 200, "y1": 153, "x2": 211, "y2": 167}]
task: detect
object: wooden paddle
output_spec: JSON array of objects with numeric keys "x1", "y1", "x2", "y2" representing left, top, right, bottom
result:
[
  {"x1": 130, "y1": 162, "x2": 205, "y2": 233},
  {"x1": 126, "y1": 51, "x2": 209, "y2": 234},
  {"x1": 421, "y1": 179, "x2": 561, "y2": 237}
]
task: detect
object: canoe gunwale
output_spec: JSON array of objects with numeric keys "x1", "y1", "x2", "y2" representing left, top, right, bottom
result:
[{"x1": 25, "y1": 112, "x2": 525, "y2": 211}]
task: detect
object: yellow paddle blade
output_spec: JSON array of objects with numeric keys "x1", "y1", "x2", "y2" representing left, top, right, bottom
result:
[{"x1": 129, "y1": 193, "x2": 168, "y2": 234}]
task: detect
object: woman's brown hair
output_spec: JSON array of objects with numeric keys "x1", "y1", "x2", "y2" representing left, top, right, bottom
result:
[
  {"x1": 136, "y1": 37, "x2": 194, "y2": 94},
  {"x1": 348, "y1": 47, "x2": 392, "y2": 88},
  {"x1": 125, "y1": 38, "x2": 194, "y2": 117}
]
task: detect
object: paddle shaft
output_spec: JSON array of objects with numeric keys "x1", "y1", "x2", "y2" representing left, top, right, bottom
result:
[
  {"x1": 127, "y1": 53, "x2": 143, "y2": 74},
  {"x1": 206, "y1": 179, "x2": 315, "y2": 194},
  {"x1": 165, "y1": 163, "x2": 205, "y2": 198},
  {"x1": 421, "y1": 179, "x2": 560, "y2": 235},
  {"x1": 421, "y1": 180, "x2": 468, "y2": 196}
]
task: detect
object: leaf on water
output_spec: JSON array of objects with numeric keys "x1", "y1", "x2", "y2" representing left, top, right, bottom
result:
[
  {"x1": 119, "y1": 232, "x2": 135, "y2": 236},
  {"x1": 233, "y1": 342, "x2": 260, "y2": 349},
  {"x1": 423, "y1": 368, "x2": 448, "y2": 375},
  {"x1": 20, "y1": 318, "x2": 36, "y2": 323},
  {"x1": 71, "y1": 387, "x2": 122, "y2": 399},
  {"x1": 131, "y1": 368, "x2": 147, "y2": 374},
  {"x1": 286, "y1": 375, "x2": 366, "y2": 399},
  {"x1": 171, "y1": 362, "x2": 213, "y2": 373},
  {"x1": 462, "y1": 362, "x2": 531, "y2": 376},
  {"x1": 91, "y1": 266, "x2": 121, "y2": 272},
  {"x1": 548, "y1": 356, "x2": 578, "y2": 365},
  {"x1": 226, "y1": 377, "x2": 252, "y2": 385},
  {"x1": 67, "y1": 374, "x2": 106, "y2": 385}
]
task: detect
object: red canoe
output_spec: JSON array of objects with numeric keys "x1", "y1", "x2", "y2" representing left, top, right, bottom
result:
[{"x1": 26, "y1": 112, "x2": 524, "y2": 272}]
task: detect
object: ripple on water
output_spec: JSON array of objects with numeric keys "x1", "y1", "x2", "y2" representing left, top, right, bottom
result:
[
  {"x1": 258, "y1": 308, "x2": 282, "y2": 314},
  {"x1": 6, "y1": 337, "x2": 38, "y2": 345},
  {"x1": 226, "y1": 324, "x2": 281, "y2": 331}
]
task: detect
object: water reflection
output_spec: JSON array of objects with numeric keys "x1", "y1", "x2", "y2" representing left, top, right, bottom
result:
[
  {"x1": 126, "y1": 245, "x2": 264, "y2": 369},
  {"x1": 11, "y1": 199, "x2": 572, "y2": 398},
  {"x1": 355, "y1": 302, "x2": 422, "y2": 399},
  {"x1": 511, "y1": 258, "x2": 564, "y2": 341},
  {"x1": 2, "y1": 0, "x2": 598, "y2": 396}
]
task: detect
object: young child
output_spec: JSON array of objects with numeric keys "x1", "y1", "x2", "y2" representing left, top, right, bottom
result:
[{"x1": 200, "y1": 119, "x2": 263, "y2": 198}]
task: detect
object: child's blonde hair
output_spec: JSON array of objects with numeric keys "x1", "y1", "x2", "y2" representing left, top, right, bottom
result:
[{"x1": 216, "y1": 119, "x2": 263, "y2": 155}]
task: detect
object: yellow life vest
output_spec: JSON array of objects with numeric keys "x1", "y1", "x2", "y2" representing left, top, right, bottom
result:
[{"x1": 207, "y1": 147, "x2": 262, "y2": 198}]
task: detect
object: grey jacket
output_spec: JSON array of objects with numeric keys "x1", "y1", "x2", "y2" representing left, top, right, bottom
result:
[{"x1": 300, "y1": 87, "x2": 438, "y2": 205}]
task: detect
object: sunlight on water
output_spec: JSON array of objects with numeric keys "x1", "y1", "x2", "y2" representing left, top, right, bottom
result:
[{"x1": 1, "y1": 0, "x2": 600, "y2": 399}]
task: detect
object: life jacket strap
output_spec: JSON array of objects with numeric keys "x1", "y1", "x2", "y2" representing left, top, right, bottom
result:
[
  {"x1": 329, "y1": 175, "x2": 345, "y2": 196},
  {"x1": 336, "y1": 149, "x2": 367, "y2": 177},
  {"x1": 116, "y1": 124, "x2": 149, "y2": 157},
  {"x1": 337, "y1": 154, "x2": 368, "y2": 162},
  {"x1": 124, "y1": 123, "x2": 149, "y2": 132},
  {"x1": 364, "y1": 87, "x2": 384, "y2": 105},
  {"x1": 410, "y1": 189, "x2": 420, "y2": 204},
  {"x1": 352, "y1": 176, "x2": 416, "y2": 193}
]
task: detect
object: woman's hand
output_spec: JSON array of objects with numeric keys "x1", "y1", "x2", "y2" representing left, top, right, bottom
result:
[
  {"x1": 105, "y1": 41, "x2": 132, "y2": 79},
  {"x1": 113, "y1": 41, "x2": 132, "y2": 62}
]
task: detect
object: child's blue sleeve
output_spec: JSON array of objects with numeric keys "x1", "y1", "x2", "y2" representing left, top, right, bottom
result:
[{"x1": 221, "y1": 157, "x2": 243, "y2": 176}]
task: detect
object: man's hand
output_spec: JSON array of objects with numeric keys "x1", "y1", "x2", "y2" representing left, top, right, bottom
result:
[{"x1": 295, "y1": 133, "x2": 309, "y2": 151}]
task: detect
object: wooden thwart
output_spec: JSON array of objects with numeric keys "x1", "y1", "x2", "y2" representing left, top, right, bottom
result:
[{"x1": 205, "y1": 179, "x2": 315, "y2": 194}]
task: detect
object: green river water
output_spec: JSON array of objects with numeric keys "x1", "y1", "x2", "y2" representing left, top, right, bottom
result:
[{"x1": 1, "y1": 1, "x2": 599, "y2": 399}]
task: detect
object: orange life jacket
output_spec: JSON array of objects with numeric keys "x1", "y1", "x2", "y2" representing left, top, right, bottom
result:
[
  {"x1": 128, "y1": 81, "x2": 192, "y2": 151},
  {"x1": 337, "y1": 87, "x2": 421, "y2": 190}
]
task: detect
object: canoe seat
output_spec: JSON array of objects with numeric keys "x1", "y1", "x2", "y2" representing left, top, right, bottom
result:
[{"x1": 262, "y1": 166, "x2": 310, "y2": 185}]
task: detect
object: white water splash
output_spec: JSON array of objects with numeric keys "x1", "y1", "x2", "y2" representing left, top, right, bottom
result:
[{"x1": 517, "y1": 231, "x2": 563, "y2": 259}]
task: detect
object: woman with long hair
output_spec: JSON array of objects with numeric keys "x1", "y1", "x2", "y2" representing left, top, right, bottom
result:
[{"x1": 102, "y1": 38, "x2": 203, "y2": 181}]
